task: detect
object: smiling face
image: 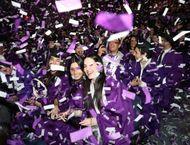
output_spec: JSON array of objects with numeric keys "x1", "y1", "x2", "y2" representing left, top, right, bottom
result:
[
  {"x1": 49, "y1": 56, "x2": 61, "y2": 66},
  {"x1": 75, "y1": 46, "x2": 84, "y2": 57},
  {"x1": 133, "y1": 47, "x2": 148, "y2": 62},
  {"x1": 108, "y1": 40, "x2": 120, "y2": 53},
  {"x1": 152, "y1": 35, "x2": 159, "y2": 43},
  {"x1": 70, "y1": 62, "x2": 83, "y2": 81},
  {"x1": 49, "y1": 56, "x2": 61, "y2": 74},
  {"x1": 130, "y1": 36, "x2": 137, "y2": 49},
  {"x1": 84, "y1": 57, "x2": 99, "y2": 80}
]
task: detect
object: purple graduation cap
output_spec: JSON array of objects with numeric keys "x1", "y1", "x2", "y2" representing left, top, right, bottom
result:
[{"x1": 95, "y1": 11, "x2": 133, "y2": 32}]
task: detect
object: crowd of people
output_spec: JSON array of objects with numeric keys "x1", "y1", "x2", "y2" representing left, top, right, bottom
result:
[{"x1": 0, "y1": 0, "x2": 190, "y2": 145}]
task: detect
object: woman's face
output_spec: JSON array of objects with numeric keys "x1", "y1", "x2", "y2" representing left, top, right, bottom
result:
[
  {"x1": 84, "y1": 57, "x2": 99, "y2": 80},
  {"x1": 130, "y1": 37, "x2": 137, "y2": 49},
  {"x1": 70, "y1": 62, "x2": 83, "y2": 80},
  {"x1": 152, "y1": 35, "x2": 159, "y2": 43}
]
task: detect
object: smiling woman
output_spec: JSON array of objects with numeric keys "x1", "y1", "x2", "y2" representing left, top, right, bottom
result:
[
  {"x1": 81, "y1": 54, "x2": 134, "y2": 144},
  {"x1": 58, "y1": 56, "x2": 85, "y2": 129}
]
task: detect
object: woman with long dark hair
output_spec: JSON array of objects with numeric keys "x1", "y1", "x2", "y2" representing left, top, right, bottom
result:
[
  {"x1": 58, "y1": 55, "x2": 85, "y2": 129},
  {"x1": 33, "y1": 51, "x2": 72, "y2": 145},
  {"x1": 79, "y1": 54, "x2": 134, "y2": 145}
]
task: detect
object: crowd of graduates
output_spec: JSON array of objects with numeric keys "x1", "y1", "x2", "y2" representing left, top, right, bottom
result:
[{"x1": 0, "y1": 0, "x2": 190, "y2": 145}]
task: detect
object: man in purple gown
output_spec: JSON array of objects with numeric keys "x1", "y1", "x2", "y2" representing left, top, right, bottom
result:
[{"x1": 156, "y1": 35, "x2": 184, "y2": 110}]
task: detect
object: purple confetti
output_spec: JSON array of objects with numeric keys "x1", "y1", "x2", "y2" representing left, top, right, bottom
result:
[{"x1": 95, "y1": 11, "x2": 133, "y2": 32}]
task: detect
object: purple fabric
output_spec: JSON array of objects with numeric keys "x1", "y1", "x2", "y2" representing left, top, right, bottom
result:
[
  {"x1": 142, "y1": 87, "x2": 152, "y2": 104},
  {"x1": 66, "y1": 39, "x2": 77, "y2": 54},
  {"x1": 157, "y1": 49, "x2": 183, "y2": 87},
  {"x1": 89, "y1": 109, "x2": 97, "y2": 118},
  {"x1": 14, "y1": 18, "x2": 21, "y2": 32},
  {"x1": 41, "y1": 20, "x2": 45, "y2": 28},
  {"x1": 34, "y1": 0, "x2": 40, "y2": 5},
  {"x1": 95, "y1": 12, "x2": 133, "y2": 32},
  {"x1": 20, "y1": 35, "x2": 29, "y2": 43},
  {"x1": 91, "y1": 77, "x2": 134, "y2": 144},
  {"x1": 157, "y1": 49, "x2": 183, "y2": 109},
  {"x1": 122, "y1": 90, "x2": 136, "y2": 100},
  {"x1": 14, "y1": 64, "x2": 25, "y2": 75}
]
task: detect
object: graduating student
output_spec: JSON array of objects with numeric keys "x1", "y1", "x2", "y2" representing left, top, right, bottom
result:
[
  {"x1": 0, "y1": 60, "x2": 46, "y2": 144},
  {"x1": 128, "y1": 42, "x2": 161, "y2": 143},
  {"x1": 58, "y1": 55, "x2": 85, "y2": 129},
  {"x1": 33, "y1": 50, "x2": 71, "y2": 145},
  {"x1": 150, "y1": 34, "x2": 162, "y2": 59},
  {"x1": 120, "y1": 36, "x2": 138, "y2": 84},
  {"x1": 98, "y1": 39, "x2": 125, "y2": 80},
  {"x1": 0, "y1": 60, "x2": 33, "y2": 103},
  {"x1": 79, "y1": 54, "x2": 134, "y2": 145},
  {"x1": 157, "y1": 35, "x2": 184, "y2": 110}
]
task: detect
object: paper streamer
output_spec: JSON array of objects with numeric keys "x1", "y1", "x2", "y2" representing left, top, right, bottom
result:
[
  {"x1": 95, "y1": 11, "x2": 133, "y2": 32},
  {"x1": 70, "y1": 127, "x2": 93, "y2": 143}
]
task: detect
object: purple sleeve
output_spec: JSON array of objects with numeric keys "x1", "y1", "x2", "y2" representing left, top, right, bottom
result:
[{"x1": 96, "y1": 79, "x2": 134, "y2": 144}]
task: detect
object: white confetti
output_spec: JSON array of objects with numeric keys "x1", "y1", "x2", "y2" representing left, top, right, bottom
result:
[
  {"x1": 16, "y1": 49, "x2": 27, "y2": 54},
  {"x1": 69, "y1": 19, "x2": 79, "y2": 26},
  {"x1": 19, "y1": 9, "x2": 28, "y2": 16},
  {"x1": 137, "y1": 3, "x2": 141, "y2": 10},
  {"x1": 173, "y1": 31, "x2": 190, "y2": 41},
  {"x1": 0, "y1": 91, "x2": 7, "y2": 98},
  {"x1": 123, "y1": 3, "x2": 132, "y2": 14},
  {"x1": 50, "y1": 65, "x2": 65, "y2": 72},
  {"x1": 174, "y1": 18, "x2": 180, "y2": 26},
  {"x1": 0, "y1": 72, "x2": 7, "y2": 83},
  {"x1": 184, "y1": 37, "x2": 190, "y2": 41},
  {"x1": 178, "y1": 0, "x2": 186, "y2": 4},
  {"x1": 55, "y1": 0, "x2": 82, "y2": 13},
  {"x1": 43, "y1": 104, "x2": 55, "y2": 110},
  {"x1": 11, "y1": 1, "x2": 21, "y2": 8},
  {"x1": 55, "y1": 23, "x2": 63, "y2": 28},
  {"x1": 107, "y1": 31, "x2": 130, "y2": 42},
  {"x1": 45, "y1": 30, "x2": 52, "y2": 36},
  {"x1": 162, "y1": 7, "x2": 169, "y2": 16},
  {"x1": 134, "y1": 114, "x2": 143, "y2": 122}
]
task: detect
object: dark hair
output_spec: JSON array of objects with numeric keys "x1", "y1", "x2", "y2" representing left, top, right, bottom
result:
[
  {"x1": 160, "y1": 34, "x2": 173, "y2": 46},
  {"x1": 83, "y1": 54, "x2": 106, "y2": 110},
  {"x1": 129, "y1": 35, "x2": 138, "y2": 49},
  {"x1": 43, "y1": 55, "x2": 65, "y2": 87},
  {"x1": 130, "y1": 35, "x2": 138, "y2": 41},
  {"x1": 67, "y1": 54, "x2": 84, "y2": 85},
  {"x1": 137, "y1": 41, "x2": 153, "y2": 59}
]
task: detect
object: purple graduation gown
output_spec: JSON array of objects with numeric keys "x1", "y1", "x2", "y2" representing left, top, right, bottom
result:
[
  {"x1": 124, "y1": 59, "x2": 161, "y2": 140},
  {"x1": 84, "y1": 76, "x2": 134, "y2": 145},
  {"x1": 34, "y1": 73, "x2": 73, "y2": 145},
  {"x1": 157, "y1": 49, "x2": 184, "y2": 109}
]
